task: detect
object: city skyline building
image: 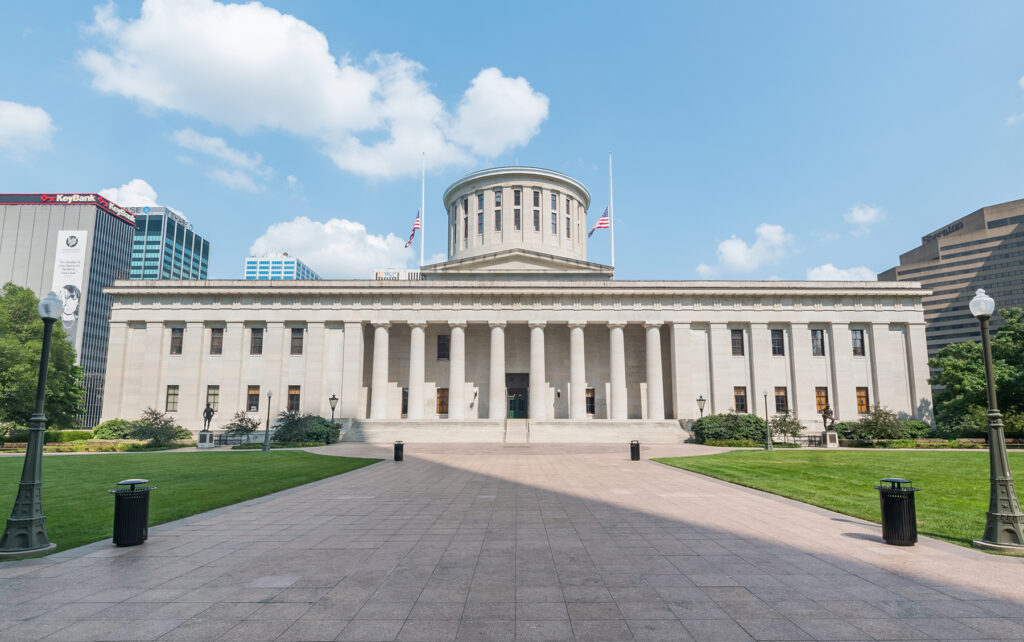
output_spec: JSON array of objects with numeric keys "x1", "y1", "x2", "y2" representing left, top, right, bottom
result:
[
  {"x1": 0, "y1": 193, "x2": 136, "y2": 427},
  {"x1": 244, "y1": 252, "x2": 321, "y2": 280},
  {"x1": 128, "y1": 207, "x2": 209, "y2": 281},
  {"x1": 879, "y1": 197, "x2": 1024, "y2": 357}
]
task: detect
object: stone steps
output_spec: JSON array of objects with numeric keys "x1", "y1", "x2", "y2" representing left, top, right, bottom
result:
[{"x1": 340, "y1": 419, "x2": 690, "y2": 444}]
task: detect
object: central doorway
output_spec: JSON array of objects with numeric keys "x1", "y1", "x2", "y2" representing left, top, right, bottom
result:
[{"x1": 506, "y1": 373, "x2": 528, "y2": 418}]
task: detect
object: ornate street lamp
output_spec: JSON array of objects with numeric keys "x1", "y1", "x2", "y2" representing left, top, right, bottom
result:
[
  {"x1": 329, "y1": 394, "x2": 338, "y2": 424},
  {"x1": 696, "y1": 395, "x2": 706, "y2": 419},
  {"x1": 262, "y1": 390, "x2": 273, "y2": 453},
  {"x1": 0, "y1": 292, "x2": 62, "y2": 559},
  {"x1": 969, "y1": 289, "x2": 1024, "y2": 551},
  {"x1": 762, "y1": 388, "x2": 772, "y2": 451}
]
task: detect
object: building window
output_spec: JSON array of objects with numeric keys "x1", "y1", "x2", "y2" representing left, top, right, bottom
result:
[
  {"x1": 165, "y1": 385, "x2": 179, "y2": 412},
  {"x1": 250, "y1": 327, "x2": 263, "y2": 355},
  {"x1": 856, "y1": 387, "x2": 870, "y2": 414},
  {"x1": 815, "y1": 387, "x2": 829, "y2": 413},
  {"x1": 210, "y1": 327, "x2": 224, "y2": 355},
  {"x1": 514, "y1": 189, "x2": 521, "y2": 206},
  {"x1": 247, "y1": 385, "x2": 260, "y2": 412},
  {"x1": 170, "y1": 327, "x2": 183, "y2": 355},
  {"x1": 775, "y1": 386, "x2": 788, "y2": 412},
  {"x1": 586, "y1": 388, "x2": 595, "y2": 415},
  {"x1": 463, "y1": 214, "x2": 468, "y2": 240},
  {"x1": 437, "y1": 334, "x2": 450, "y2": 360},
  {"x1": 733, "y1": 386, "x2": 747, "y2": 413},
  {"x1": 477, "y1": 193, "x2": 484, "y2": 211},
  {"x1": 288, "y1": 385, "x2": 300, "y2": 412},
  {"x1": 771, "y1": 329, "x2": 785, "y2": 356},
  {"x1": 290, "y1": 327, "x2": 303, "y2": 355},
  {"x1": 565, "y1": 197, "x2": 570, "y2": 214},
  {"x1": 514, "y1": 209, "x2": 521, "y2": 230},
  {"x1": 533, "y1": 190, "x2": 540, "y2": 207},
  {"x1": 550, "y1": 212, "x2": 557, "y2": 235},
  {"x1": 533, "y1": 210, "x2": 540, "y2": 231},
  {"x1": 436, "y1": 388, "x2": 449, "y2": 414},
  {"x1": 495, "y1": 210, "x2": 502, "y2": 231},
  {"x1": 494, "y1": 189, "x2": 502, "y2": 208},
  {"x1": 477, "y1": 212, "x2": 483, "y2": 235},
  {"x1": 463, "y1": 197, "x2": 468, "y2": 215},
  {"x1": 401, "y1": 388, "x2": 409, "y2": 416},
  {"x1": 566, "y1": 215, "x2": 571, "y2": 238},
  {"x1": 851, "y1": 329, "x2": 865, "y2": 356},
  {"x1": 206, "y1": 385, "x2": 219, "y2": 412},
  {"x1": 731, "y1": 329, "x2": 744, "y2": 356},
  {"x1": 550, "y1": 193, "x2": 557, "y2": 210},
  {"x1": 811, "y1": 329, "x2": 825, "y2": 356}
]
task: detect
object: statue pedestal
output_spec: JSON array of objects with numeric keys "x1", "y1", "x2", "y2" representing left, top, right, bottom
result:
[
  {"x1": 822, "y1": 431, "x2": 839, "y2": 448},
  {"x1": 197, "y1": 431, "x2": 215, "y2": 448}
]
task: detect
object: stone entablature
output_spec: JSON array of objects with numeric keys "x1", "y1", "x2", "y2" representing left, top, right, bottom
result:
[{"x1": 102, "y1": 279, "x2": 933, "y2": 434}]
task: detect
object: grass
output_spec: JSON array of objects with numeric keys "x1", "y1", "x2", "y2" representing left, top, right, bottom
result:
[
  {"x1": 0, "y1": 451, "x2": 381, "y2": 556},
  {"x1": 654, "y1": 450, "x2": 1024, "y2": 548}
]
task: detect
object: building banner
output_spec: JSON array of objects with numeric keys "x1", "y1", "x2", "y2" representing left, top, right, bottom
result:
[{"x1": 51, "y1": 230, "x2": 88, "y2": 350}]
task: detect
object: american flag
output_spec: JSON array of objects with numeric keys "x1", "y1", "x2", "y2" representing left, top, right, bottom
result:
[
  {"x1": 588, "y1": 207, "x2": 610, "y2": 238},
  {"x1": 404, "y1": 211, "x2": 421, "y2": 248}
]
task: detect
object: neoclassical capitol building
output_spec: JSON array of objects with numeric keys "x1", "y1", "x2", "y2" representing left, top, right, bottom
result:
[{"x1": 101, "y1": 168, "x2": 932, "y2": 442}]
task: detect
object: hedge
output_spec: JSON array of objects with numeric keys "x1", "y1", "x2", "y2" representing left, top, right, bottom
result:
[{"x1": 692, "y1": 413, "x2": 767, "y2": 444}]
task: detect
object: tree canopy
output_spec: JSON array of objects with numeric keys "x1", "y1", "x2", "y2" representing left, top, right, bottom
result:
[{"x1": 0, "y1": 283, "x2": 84, "y2": 428}]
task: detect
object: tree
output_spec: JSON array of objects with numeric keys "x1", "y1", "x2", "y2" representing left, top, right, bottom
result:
[
  {"x1": 129, "y1": 407, "x2": 189, "y2": 446},
  {"x1": 0, "y1": 283, "x2": 84, "y2": 428},
  {"x1": 222, "y1": 411, "x2": 260, "y2": 441},
  {"x1": 856, "y1": 405, "x2": 904, "y2": 440},
  {"x1": 769, "y1": 412, "x2": 804, "y2": 444}
]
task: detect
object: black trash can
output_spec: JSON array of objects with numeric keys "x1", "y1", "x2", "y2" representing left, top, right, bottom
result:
[
  {"x1": 874, "y1": 478, "x2": 919, "y2": 546},
  {"x1": 108, "y1": 479, "x2": 155, "y2": 547},
  {"x1": 630, "y1": 440, "x2": 640, "y2": 461},
  {"x1": 394, "y1": 441, "x2": 404, "y2": 462}
]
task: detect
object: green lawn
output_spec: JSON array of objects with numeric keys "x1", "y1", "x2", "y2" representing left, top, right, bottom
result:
[
  {"x1": 0, "y1": 451, "x2": 381, "y2": 556},
  {"x1": 654, "y1": 450, "x2": 1024, "y2": 548}
]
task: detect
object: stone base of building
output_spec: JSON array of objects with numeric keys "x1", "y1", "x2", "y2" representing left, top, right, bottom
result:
[{"x1": 341, "y1": 419, "x2": 691, "y2": 444}]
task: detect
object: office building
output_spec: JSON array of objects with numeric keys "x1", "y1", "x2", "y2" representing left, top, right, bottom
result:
[
  {"x1": 128, "y1": 207, "x2": 209, "y2": 280},
  {"x1": 0, "y1": 193, "x2": 136, "y2": 427},
  {"x1": 244, "y1": 253, "x2": 321, "y2": 280},
  {"x1": 879, "y1": 198, "x2": 1024, "y2": 356}
]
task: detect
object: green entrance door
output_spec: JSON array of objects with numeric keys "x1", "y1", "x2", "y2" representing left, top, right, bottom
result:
[{"x1": 505, "y1": 373, "x2": 528, "y2": 418}]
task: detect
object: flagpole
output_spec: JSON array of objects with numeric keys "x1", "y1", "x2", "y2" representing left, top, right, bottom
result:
[
  {"x1": 608, "y1": 151, "x2": 615, "y2": 271},
  {"x1": 420, "y1": 152, "x2": 425, "y2": 269}
]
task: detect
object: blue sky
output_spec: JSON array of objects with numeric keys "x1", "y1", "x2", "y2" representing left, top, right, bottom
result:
[{"x1": 2, "y1": 0, "x2": 1023, "y2": 280}]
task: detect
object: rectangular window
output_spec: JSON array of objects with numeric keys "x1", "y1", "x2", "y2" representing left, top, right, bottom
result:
[
  {"x1": 495, "y1": 209, "x2": 501, "y2": 231},
  {"x1": 402, "y1": 388, "x2": 409, "y2": 416},
  {"x1": 851, "y1": 329, "x2": 865, "y2": 356},
  {"x1": 494, "y1": 189, "x2": 502, "y2": 207},
  {"x1": 775, "y1": 386, "x2": 788, "y2": 413},
  {"x1": 170, "y1": 327, "x2": 183, "y2": 355},
  {"x1": 463, "y1": 197, "x2": 468, "y2": 214},
  {"x1": 514, "y1": 209, "x2": 521, "y2": 230},
  {"x1": 437, "y1": 334, "x2": 450, "y2": 360},
  {"x1": 250, "y1": 327, "x2": 263, "y2": 355},
  {"x1": 533, "y1": 210, "x2": 540, "y2": 231},
  {"x1": 550, "y1": 193, "x2": 557, "y2": 210},
  {"x1": 733, "y1": 386, "x2": 747, "y2": 413},
  {"x1": 288, "y1": 385, "x2": 300, "y2": 412},
  {"x1": 565, "y1": 197, "x2": 570, "y2": 214},
  {"x1": 206, "y1": 385, "x2": 220, "y2": 412},
  {"x1": 436, "y1": 388, "x2": 449, "y2": 414},
  {"x1": 811, "y1": 329, "x2": 825, "y2": 356},
  {"x1": 856, "y1": 387, "x2": 870, "y2": 414},
  {"x1": 477, "y1": 193, "x2": 484, "y2": 211},
  {"x1": 731, "y1": 329, "x2": 744, "y2": 356},
  {"x1": 551, "y1": 212, "x2": 557, "y2": 235},
  {"x1": 771, "y1": 329, "x2": 785, "y2": 356},
  {"x1": 248, "y1": 385, "x2": 260, "y2": 412},
  {"x1": 290, "y1": 327, "x2": 303, "y2": 355},
  {"x1": 815, "y1": 387, "x2": 829, "y2": 413},
  {"x1": 477, "y1": 212, "x2": 483, "y2": 235},
  {"x1": 210, "y1": 327, "x2": 224, "y2": 355},
  {"x1": 566, "y1": 215, "x2": 571, "y2": 238},
  {"x1": 463, "y1": 214, "x2": 468, "y2": 239},
  {"x1": 165, "y1": 385, "x2": 179, "y2": 412},
  {"x1": 585, "y1": 388, "x2": 595, "y2": 415},
  {"x1": 514, "y1": 189, "x2": 521, "y2": 206},
  {"x1": 533, "y1": 190, "x2": 540, "y2": 207}
]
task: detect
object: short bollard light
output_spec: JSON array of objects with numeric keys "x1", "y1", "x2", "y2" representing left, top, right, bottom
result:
[
  {"x1": 630, "y1": 440, "x2": 640, "y2": 461},
  {"x1": 394, "y1": 441, "x2": 404, "y2": 462},
  {"x1": 109, "y1": 479, "x2": 156, "y2": 547},
  {"x1": 874, "y1": 478, "x2": 919, "y2": 546}
]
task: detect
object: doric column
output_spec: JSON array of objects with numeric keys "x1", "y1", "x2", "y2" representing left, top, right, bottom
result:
[
  {"x1": 407, "y1": 323, "x2": 426, "y2": 419},
  {"x1": 488, "y1": 322, "x2": 506, "y2": 419},
  {"x1": 369, "y1": 323, "x2": 390, "y2": 419},
  {"x1": 449, "y1": 323, "x2": 466, "y2": 419},
  {"x1": 529, "y1": 322, "x2": 547, "y2": 420},
  {"x1": 609, "y1": 323, "x2": 627, "y2": 420},
  {"x1": 569, "y1": 324, "x2": 586, "y2": 419},
  {"x1": 645, "y1": 323, "x2": 665, "y2": 420},
  {"x1": 340, "y1": 321, "x2": 364, "y2": 417}
]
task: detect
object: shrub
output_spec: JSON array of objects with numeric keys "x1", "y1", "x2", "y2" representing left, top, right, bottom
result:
[
  {"x1": 769, "y1": 412, "x2": 804, "y2": 444},
  {"x1": 705, "y1": 439, "x2": 762, "y2": 447},
  {"x1": 222, "y1": 411, "x2": 261, "y2": 440},
  {"x1": 4, "y1": 429, "x2": 92, "y2": 442},
  {"x1": 692, "y1": 413, "x2": 767, "y2": 444},
  {"x1": 856, "y1": 405, "x2": 904, "y2": 440},
  {"x1": 272, "y1": 412, "x2": 340, "y2": 444},
  {"x1": 93, "y1": 418, "x2": 135, "y2": 439},
  {"x1": 900, "y1": 420, "x2": 931, "y2": 438},
  {"x1": 129, "y1": 408, "x2": 190, "y2": 446},
  {"x1": 833, "y1": 421, "x2": 861, "y2": 439}
]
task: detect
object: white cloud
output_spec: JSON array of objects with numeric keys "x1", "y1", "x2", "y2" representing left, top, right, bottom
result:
[
  {"x1": 1008, "y1": 113, "x2": 1024, "y2": 125},
  {"x1": 172, "y1": 128, "x2": 266, "y2": 171},
  {"x1": 426, "y1": 252, "x2": 447, "y2": 265},
  {"x1": 286, "y1": 175, "x2": 298, "y2": 189},
  {"x1": 843, "y1": 205, "x2": 882, "y2": 226},
  {"x1": 209, "y1": 168, "x2": 263, "y2": 193},
  {"x1": 99, "y1": 178, "x2": 160, "y2": 207},
  {"x1": 80, "y1": 0, "x2": 549, "y2": 178},
  {"x1": 698, "y1": 223, "x2": 793, "y2": 276},
  {"x1": 806, "y1": 263, "x2": 877, "y2": 281},
  {"x1": 249, "y1": 216, "x2": 413, "y2": 278},
  {"x1": 0, "y1": 99, "x2": 55, "y2": 153}
]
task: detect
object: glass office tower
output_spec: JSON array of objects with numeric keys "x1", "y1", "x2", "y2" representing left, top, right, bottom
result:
[
  {"x1": 244, "y1": 253, "x2": 321, "y2": 280},
  {"x1": 129, "y1": 207, "x2": 209, "y2": 280}
]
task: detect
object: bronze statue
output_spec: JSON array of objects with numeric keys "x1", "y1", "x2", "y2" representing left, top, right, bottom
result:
[
  {"x1": 820, "y1": 404, "x2": 835, "y2": 431},
  {"x1": 202, "y1": 404, "x2": 215, "y2": 431}
]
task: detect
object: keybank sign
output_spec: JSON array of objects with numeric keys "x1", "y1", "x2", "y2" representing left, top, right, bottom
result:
[{"x1": 0, "y1": 194, "x2": 137, "y2": 225}]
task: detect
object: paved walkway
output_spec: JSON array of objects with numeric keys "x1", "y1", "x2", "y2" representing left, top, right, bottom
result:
[{"x1": 1, "y1": 443, "x2": 1023, "y2": 641}]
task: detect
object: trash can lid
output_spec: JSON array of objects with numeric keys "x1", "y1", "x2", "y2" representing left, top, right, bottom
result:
[
  {"x1": 881, "y1": 478, "x2": 911, "y2": 484},
  {"x1": 118, "y1": 479, "x2": 148, "y2": 486}
]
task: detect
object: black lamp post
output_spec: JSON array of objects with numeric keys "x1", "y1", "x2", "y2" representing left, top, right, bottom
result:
[
  {"x1": 0, "y1": 291, "x2": 62, "y2": 559},
  {"x1": 969, "y1": 289, "x2": 1024, "y2": 551},
  {"x1": 262, "y1": 390, "x2": 273, "y2": 452},
  {"x1": 329, "y1": 394, "x2": 338, "y2": 424},
  {"x1": 696, "y1": 395, "x2": 706, "y2": 419},
  {"x1": 762, "y1": 388, "x2": 772, "y2": 451}
]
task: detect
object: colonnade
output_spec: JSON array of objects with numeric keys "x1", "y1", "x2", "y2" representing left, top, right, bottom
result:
[{"x1": 366, "y1": 321, "x2": 666, "y2": 421}]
